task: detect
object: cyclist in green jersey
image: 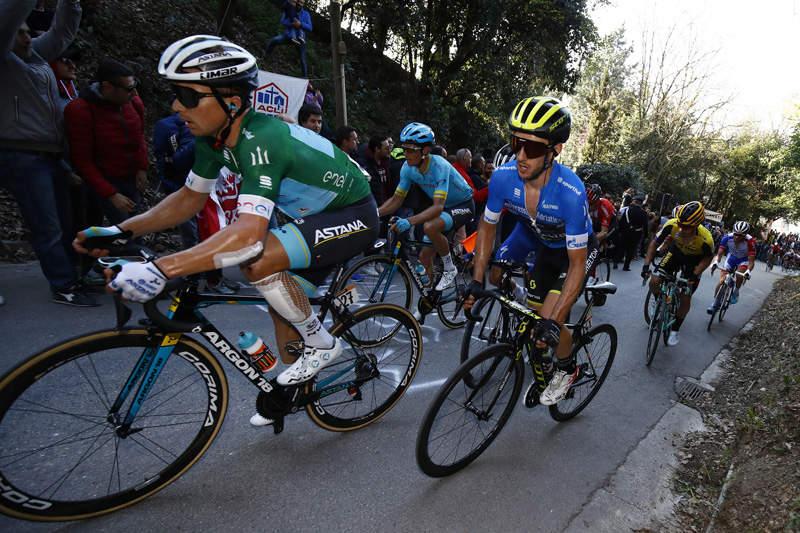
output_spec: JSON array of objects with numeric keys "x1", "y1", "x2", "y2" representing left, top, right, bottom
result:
[{"x1": 73, "y1": 36, "x2": 379, "y2": 426}]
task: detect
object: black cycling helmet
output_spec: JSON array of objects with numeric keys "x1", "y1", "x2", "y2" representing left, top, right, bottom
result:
[
  {"x1": 733, "y1": 221, "x2": 751, "y2": 235},
  {"x1": 585, "y1": 183, "x2": 602, "y2": 203},
  {"x1": 677, "y1": 201, "x2": 705, "y2": 227},
  {"x1": 508, "y1": 96, "x2": 571, "y2": 145}
]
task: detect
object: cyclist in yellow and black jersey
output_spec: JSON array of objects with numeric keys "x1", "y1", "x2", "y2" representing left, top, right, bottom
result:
[{"x1": 641, "y1": 201, "x2": 714, "y2": 346}]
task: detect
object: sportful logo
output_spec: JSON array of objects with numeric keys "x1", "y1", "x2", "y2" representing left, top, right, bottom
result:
[
  {"x1": 254, "y1": 83, "x2": 289, "y2": 115},
  {"x1": 514, "y1": 188, "x2": 521, "y2": 198},
  {"x1": 259, "y1": 176, "x2": 272, "y2": 189},
  {"x1": 556, "y1": 176, "x2": 582, "y2": 196},
  {"x1": 314, "y1": 220, "x2": 368, "y2": 246},
  {"x1": 251, "y1": 145, "x2": 269, "y2": 166}
]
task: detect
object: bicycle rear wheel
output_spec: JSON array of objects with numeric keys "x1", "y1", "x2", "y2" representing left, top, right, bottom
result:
[
  {"x1": 339, "y1": 255, "x2": 413, "y2": 312},
  {"x1": 416, "y1": 344, "x2": 524, "y2": 477},
  {"x1": 646, "y1": 296, "x2": 665, "y2": 366},
  {"x1": 459, "y1": 297, "x2": 509, "y2": 365},
  {"x1": 0, "y1": 330, "x2": 228, "y2": 521},
  {"x1": 549, "y1": 324, "x2": 617, "y2": 422},
  {"x1": 585, "y1": 259, "x2": 611, "y2": 304},
  {"x1": 436, "y1": 264, "x2": 469, "y2": 329},
  {"x1": 305, "y1": 304, "x2": 422, "y2": 431}
]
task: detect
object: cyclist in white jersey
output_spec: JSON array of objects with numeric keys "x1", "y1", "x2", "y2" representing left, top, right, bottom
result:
[{"x1": 707, "y1": 220, "x2": 755, "y2": 311}]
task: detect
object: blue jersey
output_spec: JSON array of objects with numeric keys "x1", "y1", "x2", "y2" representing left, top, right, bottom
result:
[
  {"x1": 396, "y1": 154, "x2": 473, "y2": 208},
  {"x1": 484, "y1": 161, "x2": 592, "y2": 249}
]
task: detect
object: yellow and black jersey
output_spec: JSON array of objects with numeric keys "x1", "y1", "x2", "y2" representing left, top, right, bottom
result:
[{"x1": 656, "y1": 218, "x2": 714, "y2": 256}]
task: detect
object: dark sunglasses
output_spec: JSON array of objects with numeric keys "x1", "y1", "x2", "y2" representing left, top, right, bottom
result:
[
  {"x1": 401, "y1": 146, "x2": 423, "y2": 153},
  {"x1": 676, "y1": 222, "x2": 698, "y2": 230},
  {"x1": 171, "y1": 84, "x2": 216, "y2": 109},
  {"x1": 110, "y1": 80, "x2": 138, "y2": 92},
  {"x1": 510, "y1": 135, "x2": 549, "y2": 159}
]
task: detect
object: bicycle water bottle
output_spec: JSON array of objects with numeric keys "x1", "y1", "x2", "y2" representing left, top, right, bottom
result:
[
  {"x1": 238, "y1": 332, "x2": 278, "y2": 372},
  {"x1": 414, "y1": 264, "x2": 429, "y2": 285}
]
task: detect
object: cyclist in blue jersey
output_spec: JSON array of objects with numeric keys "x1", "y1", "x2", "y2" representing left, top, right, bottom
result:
[
  {"x1": 378, "y1": 122, "x2": 475, "y2": 292},
  {"x1": 73, "y1": 36, "x2": 379, "y2": 427},
  {"x1": 463, "y1": 96, "x2": 598, "y2": 406}
]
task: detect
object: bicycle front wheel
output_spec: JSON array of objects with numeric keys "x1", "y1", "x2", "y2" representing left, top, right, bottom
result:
[
  {"x1": 0, "y1": 329, "x2": 228, "y2": 522},
  {"x1": 339, "y1": 255, "x2": 413, "y2": 312},
  {"x1": 305, "y1": 304, "x2": 422, "y2": 431},
  {"x1": 459, "y1": 297, "x2": 509, "y2": 365},
  {"x1": 549, "y1": 324, "x2": 617, "y2": 422},
  {"x1": 416, "y1": 344, "x2": 524, "y2": 477},
  {"x1": 643, "y1": 290, "x2": 657, "y2": 325},
  {"x1": 646, "y1": 296, "x2": 665, "y2": 366},
  {"x1": 718, "y1": 285, "x2": 731, "y2": 321}
]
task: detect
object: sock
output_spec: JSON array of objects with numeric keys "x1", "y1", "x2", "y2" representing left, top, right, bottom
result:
[
  {"x1": 293, "y1": 315, "x2": 335, "y2": 349},
  {"x1": 555, "y1": 356, "x2": 576, "y2": 375},
  {"x1": 672, "y1": 317, "x2": 684, "y2": 331},
  {"x1": 513, "y1": 282, "x2": 526, "y2": 302},
  {"x1": 442, "y1": 253, "x2": 455, "y2": 271}
]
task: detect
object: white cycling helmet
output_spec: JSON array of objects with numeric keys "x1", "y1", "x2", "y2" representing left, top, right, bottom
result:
[
  {"x1": 159, "y1": 35, "x2": 259, "y2": 91},
  {"x1": 733, "y1": 221, "x2": 750, "y2": 235},
  {"x1": 493, "y1": 143, "x2": 516, "y2": 168}
]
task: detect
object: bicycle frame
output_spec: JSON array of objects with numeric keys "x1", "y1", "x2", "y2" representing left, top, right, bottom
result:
[
  {"x1": 652, "y1": 273, "x2": 691, "y2": 334},
  {"x1": 108, "y1": 264, "x2": 375, "y2": 437}
]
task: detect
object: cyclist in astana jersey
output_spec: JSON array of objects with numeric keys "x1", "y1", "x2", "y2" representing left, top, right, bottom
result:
[
  {"x1": 378, "y1": 122, "x2": 475, "y2": 293},
  {"x1": 464, "y1": 96, "x2": 597, "y2": 407},
  {"x1": 642, "y1": 201, "x2": 714, "y2": 346},
  {"x1": 706, "y1": 220, "x2": 756, "y2": 312},
  {"x1": 73, "y1": 36, "x2": 379, "y2": 428}
]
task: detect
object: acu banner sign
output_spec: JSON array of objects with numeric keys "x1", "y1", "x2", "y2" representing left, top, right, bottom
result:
[{"x1": 250, "y1": 70, "x2": 307, "y2": 119}]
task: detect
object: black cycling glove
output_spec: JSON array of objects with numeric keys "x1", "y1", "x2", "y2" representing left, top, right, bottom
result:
[
  {"x1": 535, "y1": 319, "x2": 561, "y2": 347},
  {"x1": 641, "y1": 264, "x2": 651, "y2": 279}
]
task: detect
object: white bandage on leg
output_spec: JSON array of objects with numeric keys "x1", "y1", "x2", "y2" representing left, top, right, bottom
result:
[
  {"x1": 252, "y1": 272, "x2": 311, "y2": 324},
  {"x1": 212, "y1": 241, "x2": 264, "y2": 269},
  {"x1": 252, "y1": 272, "x2": 334, "y2": 349}
]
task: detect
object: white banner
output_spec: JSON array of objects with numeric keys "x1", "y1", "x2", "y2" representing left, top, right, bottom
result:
[
  {"x1": 249, "y1": 70, "x2": 307, "y2": 119},
  {"x1": 704, "y1": 209, "x2": 723, "y2": 223}
]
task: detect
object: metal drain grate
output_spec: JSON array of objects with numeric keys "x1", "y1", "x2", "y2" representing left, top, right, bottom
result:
[{"x1": 675, "y1": 377, "x2": 714, "y2": 403}]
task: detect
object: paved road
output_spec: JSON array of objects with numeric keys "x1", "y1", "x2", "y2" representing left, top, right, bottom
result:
[{"x1": 0, "y1": 259, "x2": 790, "y2": 532}]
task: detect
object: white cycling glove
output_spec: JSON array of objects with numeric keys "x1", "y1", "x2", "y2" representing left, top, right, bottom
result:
[
  {"x1": 710, "y1": 261, "x2": 718, "y2": 270},
  {"x1": 109, "y1": 261, "x2": 169, "y2": 302},
  {"x1": 744, "y1": 269, "x2": 752, "y2": 280}
]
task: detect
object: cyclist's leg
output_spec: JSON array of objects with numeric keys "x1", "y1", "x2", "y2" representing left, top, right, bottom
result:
[
  {"x1": 527, "y1": 246, "x2": 573, "y2": 359},
  {"x1": 488, "y1": 221, "x2": 536, "y2": 300},
  {"x1": 427, "y1": 199, "x2": 474, "y2": 290}
]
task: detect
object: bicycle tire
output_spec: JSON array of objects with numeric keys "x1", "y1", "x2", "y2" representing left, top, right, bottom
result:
[
  {"x1": 305, "y1": 304, "x2": 422, "y2": 431},
  {"x1": 585, "y1": 259, "x2": 611, "y2": 304},
  {"x1": 0, "y1": 329, "x2": 228, "y2": 522},
  {"x1": 707, "y1": 292, "x2": 719, "y2": 331},
  {"x1": 436, "y1": 262, "x2": 470, "y2": 329},
  {"x1": 339, "y1": 255, "x2": 413, "y2": 312},
  {"x1": 416, "y1": 344, "x2": 524, "y2": 477},
  {"x1": 549, "y1": 324, "x2": 617, "y2": 422},
  {"x1": 646, "y1": 295, "x2": 665, "y2": 366},
  {"x1": 662, "y1": 299, "x2": 674, "y2": 346},
  {"x1": 718, "y1": 284, "x2": 731, "y2": 322},
  {"x1": 459, "y1": 297, "x2": 509, "y2": 365},
  {"x1": 643, "y1": 290, "x2": 657, "y2": 325}
]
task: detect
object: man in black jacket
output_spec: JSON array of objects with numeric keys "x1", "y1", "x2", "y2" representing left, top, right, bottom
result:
[{"x1": 616, "y1": 194, "x2": 648, "y2": 270}]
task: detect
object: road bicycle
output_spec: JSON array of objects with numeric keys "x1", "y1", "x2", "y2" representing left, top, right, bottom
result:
[
  {"x1": 0, "y1": 248, "x2": 422, "y2": 522},
  {"x1": 582, "y1": 254, "x2": 611, "y2": 304},
  {"x1": 338, "y1": 229, "x2": 471, "y2": 329},
  {"x1": 707, "y1": 265, "x2": 746, "y2": 331},
  {"x1": 416, "y1": 283, "x2": 617, "y2": 477},
  {"x1": 645, "y1": 270, "x2": 691, "y2": 365}
]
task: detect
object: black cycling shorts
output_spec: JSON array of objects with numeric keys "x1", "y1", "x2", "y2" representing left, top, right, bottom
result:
[
  {"x1": 526, "y1": 233, "x2": 599, "y2": 306},
  {"x1": 654, "y1": 244, "x2": 705, "y2": 289}
]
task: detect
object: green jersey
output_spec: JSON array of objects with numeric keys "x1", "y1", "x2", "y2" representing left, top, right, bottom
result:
[{"x1": 188, "y1": 110, "x2": 370, "y2": 220}]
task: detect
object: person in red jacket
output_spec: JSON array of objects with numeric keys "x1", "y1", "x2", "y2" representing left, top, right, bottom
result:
[{"x1": 65, "y1": 58, "x2": 148, "y2": 225}]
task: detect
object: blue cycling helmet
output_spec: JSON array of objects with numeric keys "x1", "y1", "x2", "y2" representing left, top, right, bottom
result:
[{"x1": 400, "y1": 122, "x2": 435, "y2": 146}]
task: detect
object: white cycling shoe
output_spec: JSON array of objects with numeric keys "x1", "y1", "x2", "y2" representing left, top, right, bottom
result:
[
  {"x1": 667, "y1": 331, "x2": 680, "y2": 346},
  {"x1": 435, "y1": 269, "x2": 458, "y2": 291},
  {"x1": 249, "y1": 413, "x2": 275, "y2": 427},
  {"x1": 277, "y1": 338, "x2": 342, "y2": 386}
]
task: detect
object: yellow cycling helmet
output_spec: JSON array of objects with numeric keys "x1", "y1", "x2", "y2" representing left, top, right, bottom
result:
[
  {"x1": 508, "y1": 96, "x2": 571, "y2": 144},
  {"x1": 677, "y1": 201, "x2": 705, "y2": 226}
]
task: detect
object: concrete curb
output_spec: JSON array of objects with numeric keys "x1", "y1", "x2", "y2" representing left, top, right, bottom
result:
[{"x1": 564, "y1": 316, "x2": 758, "y2": 532}]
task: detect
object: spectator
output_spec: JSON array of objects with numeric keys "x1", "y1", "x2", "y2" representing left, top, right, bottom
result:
[
  {"x1": 431, "y1": 145, "x2": 447, "y2": 158},
  {"x1": 482, "y1": 161, "x2": 495, "y2": 183},
  {"x1": 264, "y1": 0, "x2": 311, "y2": 78},
  {"x1": 281, "y1": 1, "x2": 305, "y2": 44},
  {"x1": 467, "y1": 153, "x2": 489, "y2": 233},
  {"x1": 468, "y1": 153, "x2": 485, "y2": 186},
  {"x1": 65, "y1": 58, "x2": 148, "y2": 226},
  {"x1": 616, "y1": 194, "x2": 648, "y2": 270},
  {"x1": 26, "y1": 0, "x2": 54, "y2": 36},
  {"x1": 0, "y1": 0, "x2": 98, "y2": 307},
  {"x1": 304, "y1": 83, "x2": 333, "y2": 139},
  {"x1": 356, "y1": 134, "x2": 392, "y2": 237},
  {"x1": 153, "y1": 110, "x2": 199, "y2": 250},
  {"x1": 298, "y1": 103, "x2": 323, "y2": 134},
  {"x1": 333, "y1": 125, "x2": 358, "y2": 156}
]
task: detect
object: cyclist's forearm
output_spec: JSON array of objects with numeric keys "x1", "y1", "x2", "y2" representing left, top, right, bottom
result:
[
  {"x1": 695, "y1": 255, "x2": 713, "y2": 276},
  {"x1": 644, "y1": 238, "x2": 659, "y2": 266},
  {"x1": 120, "y1": 187, "x2": 208, "y2": 237},
  {"x1": 155, "y1": 214, "x2": 269, "y2": 279},
  {"x1": 378, "y1": 195, "x2": 402, "y2": 218}
]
